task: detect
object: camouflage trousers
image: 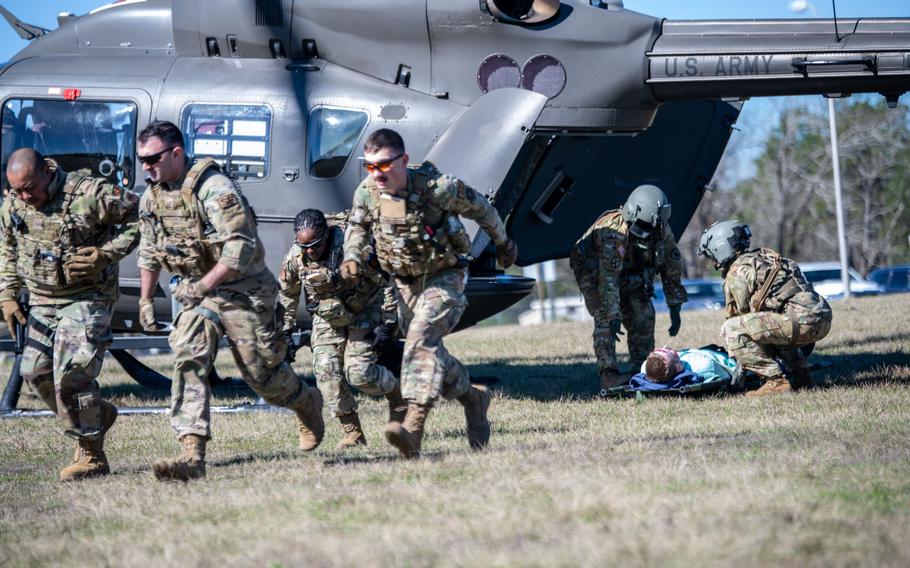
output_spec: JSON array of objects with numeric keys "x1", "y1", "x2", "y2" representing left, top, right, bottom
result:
[
  {"x1": 395, "y1": 268, "x2": 470, "y2": 406},
  {"x1": 311, "y1": 301, "x2": 398, "y2": 418},
  {"x1": 722, "y1": 304, "x2": 832, "y2": 378},
  {"x1": 168, "y1": 269, "x2": 309, "y2": 439},
  {"x1": 20, "y1": 298, "x2": 114, "y2": 440},
  {"x1": 585, "y1": 288, "x2": 655, "y2": 378}
]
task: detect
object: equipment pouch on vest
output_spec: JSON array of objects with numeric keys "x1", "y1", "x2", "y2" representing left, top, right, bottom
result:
[
  {"x1": 379, "y1": 193, "x2": 407, "y2": 221},
  {"x1": 316, "y1": 298, "x2": 354, "y2": 328}
]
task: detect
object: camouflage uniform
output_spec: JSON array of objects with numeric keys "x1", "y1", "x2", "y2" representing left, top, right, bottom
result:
[
  {"x1": 721, "y1": 248, "x2": 832, "y2": 379},
  {"x1": 344, "y1": 162, "x2": 506, "y2": 405},
  {"x1": 138, "y1": 159, "x2": 310, "y2": 439},
  {"x1": 570, "y1": 209, "x2": 687, "y2": 379},
  {"x1": 0, "y1": 159, "x2": 139, "y2": 439},
  {"x1": 278, "y1": 225, "x2": 398, "y2": 417}
]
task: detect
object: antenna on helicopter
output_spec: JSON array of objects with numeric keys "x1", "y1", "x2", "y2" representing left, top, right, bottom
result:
[{"x1": 832, "y1": 0, "x2": 842, "y2": 42}]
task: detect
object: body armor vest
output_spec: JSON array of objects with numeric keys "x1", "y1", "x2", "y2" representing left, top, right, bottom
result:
[
  {"x1": 298, "y1": 225, "x2": 384, "y2": 326},
  {"x1": 744, "y1": 248, "x2": 814, "y2": 312},
  {"x1": 141, "y1": 159, "x2": 223, "y2": 278},
  {"x1": 8, "y1": 166, "x2": 109, "y2": 290},
  {"x1": 368, "y1": 166, "x2": 471, "y2": 278}
]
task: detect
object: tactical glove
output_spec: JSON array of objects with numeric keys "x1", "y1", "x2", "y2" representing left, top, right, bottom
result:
[
  {"x1": 371, "y1": 322, "x2": 398, "y2": 354},
  {"x1": 1, "y1": 300, "x2": 26, "y2": 335},
  {"x1": 283, "y1": 329, "x2": 300, "y2": 363},
  {"x1": 609, "y1": 318, "x2": 624, "y2": 339},
  {"x1": 339, "y1": 260, "x2": 360, "y2": 282},
  {"x1": 64, "y1": 246, "x2": 110, "y2": 281},
  {"x1": 172, "y1": 279, "x2": 209, "y2": 308},
  {"x1": 495, "y1": 239, "x2": 518, "y2": 268},
  {"x1": 138, "y1": 298, "x2": 165, "y2": 332},
  {"x1": 668, "y1": 305, "x2": 682, "y2": 337}
]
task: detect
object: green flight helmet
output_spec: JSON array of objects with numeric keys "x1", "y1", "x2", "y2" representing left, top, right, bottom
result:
[
  {"x1": 697, "y1": 220, "x2": 752, "y2": 269},
  {"x1": 621, "y1": 184, "x2": 672, "y2": 239}
]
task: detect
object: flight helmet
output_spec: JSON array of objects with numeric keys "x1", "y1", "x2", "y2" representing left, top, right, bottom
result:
[
  {"x1": 621, "y1": 184, "x2": 671, "y2": 239},
  {"x1": 697, "y1": 220, "x2": 752, "y2": 268}
]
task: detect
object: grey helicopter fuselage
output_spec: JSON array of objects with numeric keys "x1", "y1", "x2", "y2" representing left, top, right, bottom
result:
[{"x1": 0, "y1": 0, "x2": 908, "y2": 332}]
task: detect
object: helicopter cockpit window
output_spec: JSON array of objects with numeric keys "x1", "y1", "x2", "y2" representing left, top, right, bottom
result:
[
  {"x1": 307, "y1": 107, "x2": 369, "y2": 179},
  {"x1": 181, "y1": 104, "x2": 271, "y2": 180},
  {"x1": 1, "y1": 99, "x2": 137, "y2": 188}
]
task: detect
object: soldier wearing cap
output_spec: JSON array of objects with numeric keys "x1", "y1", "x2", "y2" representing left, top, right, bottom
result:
[
  {"x1": 570, "y1": 185, "x2": 688, "y2": 391},
  {"x1": 135, "y1": 121, "x2": 324, "y2": 481},
  {"x1": 0, "y1": 147, "x2": 139, "y2": 481},
  {"x1": 341, "y1": 128, "x2": 518, "y2": 458}
]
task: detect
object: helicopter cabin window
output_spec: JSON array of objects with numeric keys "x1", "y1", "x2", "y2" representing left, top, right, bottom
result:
[
  {"x1": 308, "y1": 107, "x2": 368, "y2": 179},
  {"x1": 181, "y1": 104, "x2": 271, "y2": 180},
  {"x1": 1, "y1": 98, "x2": 138, "y2": 188}
]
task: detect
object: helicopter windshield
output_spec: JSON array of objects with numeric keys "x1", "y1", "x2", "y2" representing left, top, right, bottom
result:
[{"x1": 1, "y1": 99, "x2": 137, "y2": 188}]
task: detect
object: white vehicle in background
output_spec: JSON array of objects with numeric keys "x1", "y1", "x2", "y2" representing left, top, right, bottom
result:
[{"x1": 798, "y1": 262, "x2": 883, "y2": 300}]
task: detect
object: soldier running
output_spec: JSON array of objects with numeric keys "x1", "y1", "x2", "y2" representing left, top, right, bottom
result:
[
  {"x1": 278, "y1": 208, "x2": 405, "y2": 450},
  {"x1": 135, "y1": 121, "x2": 324, "y2": 481},
  {"x1": 341, "y1": 129, "x2": 518, "y2": 458},
  {"x1": 0, "y1": 148, "x2": 140, "y2": 481}
]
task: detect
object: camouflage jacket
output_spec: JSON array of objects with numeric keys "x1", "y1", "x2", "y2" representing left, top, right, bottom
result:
[
  {"x1": 343, "y1": 162, "x2": 506, "y2": 278},
  {"x1": 0, "y1": 160, "x2": 140, "y2": 305},
  {"x1": 278, "y1": 225, "x2": 396, "y2": 331},
  {"x1": 570, "y1": 209, "x2": 687, "y2": 320},
  {"x1": 137, "y1": 159, "x2": 265, "y2": 280},
  {"x1": 723, "y1": 248, "x2": 826, "y2": 318}
]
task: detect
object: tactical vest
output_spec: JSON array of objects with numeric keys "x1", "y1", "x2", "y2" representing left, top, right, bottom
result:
[
  {"x1": 744, "y1": 248, "x2": 814, "y2": 312},
  {"x1": 579, "y1": 210, "x2": 667, "y2": 293},
  {"x1": 368, "y1": 166, "x2": 471, "y2": 278},
  {"x1": 7, "y1": 165, "x2": 105, "y2": 289},
  {"x1": 141, "y1": 159, "x2": 223, "y2": 278},
  {"x1": 299, "y1": 225, "x2": 384, "y2": 326}
]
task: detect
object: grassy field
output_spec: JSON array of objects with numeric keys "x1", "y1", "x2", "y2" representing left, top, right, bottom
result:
[{"x1": 1, "y1": 294, "x2": 909, "y2": 567}]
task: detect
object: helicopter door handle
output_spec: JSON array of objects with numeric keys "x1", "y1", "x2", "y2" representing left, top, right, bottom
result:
[
  {"x1": 282, "y1": 168, "x2": 299, "y2": 182},
  {"x1": 791, "y1": 56, "x2": 877, "y2": 76}
]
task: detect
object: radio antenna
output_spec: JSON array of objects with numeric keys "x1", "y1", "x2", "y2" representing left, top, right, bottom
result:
[{"x1": 832, "y1": 0, "x2": 842, "y2": 42}]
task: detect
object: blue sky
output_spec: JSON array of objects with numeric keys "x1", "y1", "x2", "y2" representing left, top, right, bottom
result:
[{"x1": 1, "y1": 1, "x2": 908, "y2": 61}]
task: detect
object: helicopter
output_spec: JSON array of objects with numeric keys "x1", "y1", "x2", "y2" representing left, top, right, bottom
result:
[{"x1": 0, "y1": 0, "x2": 907, "y2": 401}]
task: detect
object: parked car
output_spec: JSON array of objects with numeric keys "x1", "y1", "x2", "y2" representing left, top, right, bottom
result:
[
  {"x1": 653, "y1": 279, "x2": 725, "y2": 312},
  {"x1": 798, "y1": 262, "x2": 883, "y2": 300},
  {"x1": 868, "y1": 264, "x2": 910, "y2": 294}
]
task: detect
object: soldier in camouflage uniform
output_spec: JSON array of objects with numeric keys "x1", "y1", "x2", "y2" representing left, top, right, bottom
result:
[
  {"x1": 135, "y1": 121, "x2": 324, "y2": 481},
  {"x1": 0, "y1": 148, "x2": 139, "y2": 481},
  {"x1": 341, "y1": 129, "x2": 518, "y2": 458},
  {"x1": 570, "y1": 185, "x2": 688, "y2": 390},
  {"x1": 278, "y1": 208, "x2": 405, "y2": 450},
  {"x1": 698, "y1": 220, "x2": 832, "y2": 396}
]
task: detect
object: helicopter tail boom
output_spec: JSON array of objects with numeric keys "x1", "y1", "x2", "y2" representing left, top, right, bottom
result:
[{"x1": 647, "y1": 18, "x2": 910, "y2": 104}]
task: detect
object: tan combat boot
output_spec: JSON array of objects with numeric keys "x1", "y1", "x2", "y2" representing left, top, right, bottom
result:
[
  {"x1": 335, "y1": 412, "x2": 367, "y2": 450},
  {"x1": 293, "y1": 386, "x2": 325, "y2": 451},
  {"x1": 385, "y1": 384, "x2": 407, "y2": 424},
  {"x1": 153, "y1": 434, "x2": 207, "y2": 482},
  {"x1": 600, "y1": 371, "x2": 628, "y2": 390},
  {"x1": 790, "y1": 367, "x2": 817, "y2": 390},
  {"x1": 746, "y1": 376, "x2": 792, "y2": 397},
  {"x1": 458, "y1": 383, "x2": 492, "y2": 450},
  {"x1": 59, "y1": 401, "x2": 118, "y2": 482},
  {"x1": 384, "y1": 402, "x2": 430, "y2": 459}
]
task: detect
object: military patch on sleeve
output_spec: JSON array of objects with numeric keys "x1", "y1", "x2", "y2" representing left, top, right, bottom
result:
[
  {"x1": 217, "y1": 193, "x2": 239, "y2": 209},
  {"x1": 111, "y1": 186, "x2": 122, "y2": 198},
  {"x1": 609, "y1": 256, "x2": 622, "y2": 271},
  {"x1": 670, "y1": 248, "x2": 681, "y2": 261}
]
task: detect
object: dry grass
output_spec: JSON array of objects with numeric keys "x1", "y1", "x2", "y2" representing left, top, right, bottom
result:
[{"x1": 1, "y1": 294, "x2": 909, "y2": 567}]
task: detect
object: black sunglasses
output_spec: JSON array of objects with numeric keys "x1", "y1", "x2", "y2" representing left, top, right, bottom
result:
[
  {"x1": 295, "y1": 233, "x2": 327, "y2": 250},
  {"x1": 138, "y1": 147, "x2": 175, "y2": 166}
]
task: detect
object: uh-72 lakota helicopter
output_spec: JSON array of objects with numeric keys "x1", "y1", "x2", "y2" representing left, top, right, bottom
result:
[{"x1": 0, "y1": 0, "x2": 908, "y2": 407}]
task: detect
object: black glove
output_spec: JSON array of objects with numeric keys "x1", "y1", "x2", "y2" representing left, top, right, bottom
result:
[
  {"x1": 668, "y1": 305, "x2": 682, "y2": 337},
  {"x1": 609, "y1": 319, "x2": 624, "y2": 339},
  {"x1": 371, "y1": 322, "x2": 397, "y2": 354},
  {"x1": 283, "y1": 330, "x2": 300, "y2": 363}
]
